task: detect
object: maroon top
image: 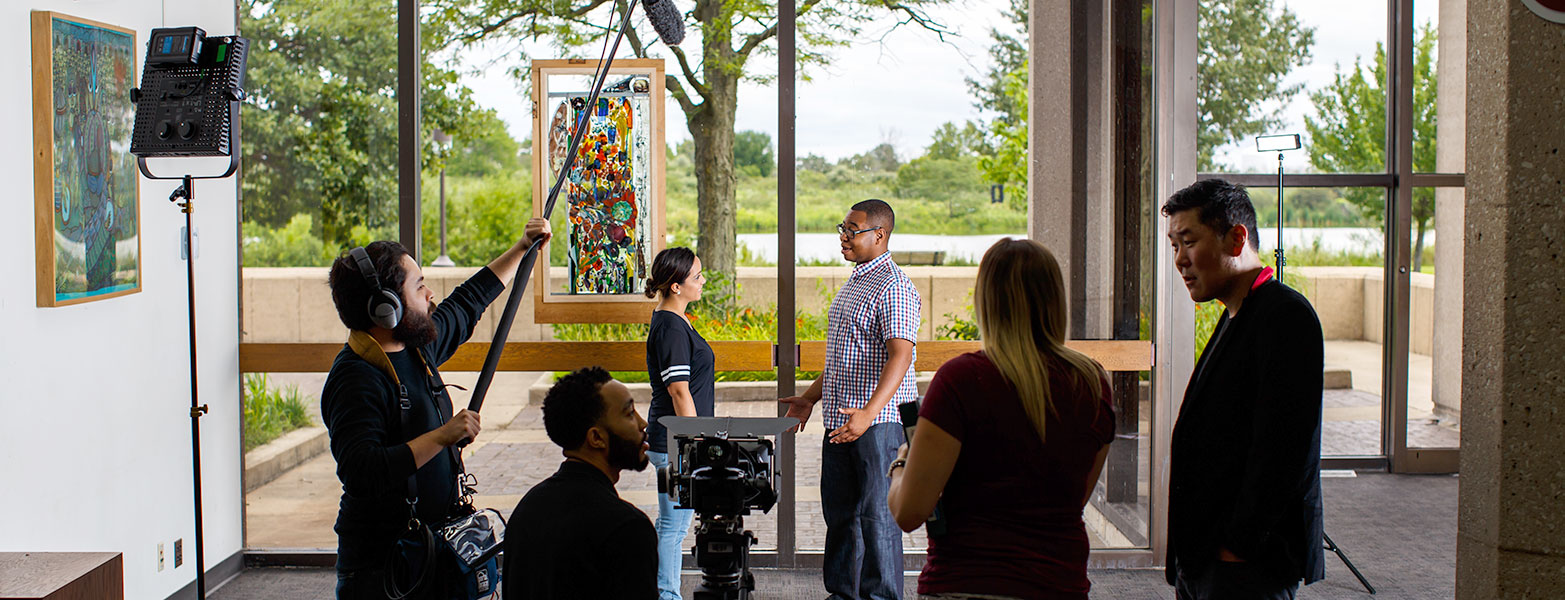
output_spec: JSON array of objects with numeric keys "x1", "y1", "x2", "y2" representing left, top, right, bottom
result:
[{"x1": 917, "y1": 351, "x2": 1116, "y2": 600}]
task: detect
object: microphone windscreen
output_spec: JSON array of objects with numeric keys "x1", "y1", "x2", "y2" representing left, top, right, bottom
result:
[{"x1": 643, "y1": 0, "x2": 686, "y2": 46}]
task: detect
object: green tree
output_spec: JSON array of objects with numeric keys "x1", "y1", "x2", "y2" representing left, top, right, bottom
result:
[
  {"x1": 896, "y1": 155, "x2": 985, "y2": 218},
  {"x1": 925, "y1": 121, "x2": 989, "y2": 160},
  {"x1": 240, "y1": 0, "x2": 503, "y2": 248},
  {"x1": 979, "y1": 66, "x2": 1028, "y2": 210},
  {"x1": 969, "y1": 0, "x2": 1313, "y2": 182},
  {"x1": 798, "y1": 153, "x2": 832, "y2": 173},
  {"x1": 443, "y1": 112, "x2": 527, "y2": 178},
  {"x1": 431, "y1": 0, "x2": 954, "y2": 279},
  {"x1": 733, "y1": 130, "x2": 775, "y2": 177},
  {"x1": 1197, "y1": 0, "x2": 1315, "y2": 171},
  {"x1": 1305, "y1": 23, "x2": 1437, "y2": 270},
  {"x1": 965, "y1": 0, "x2": 1027, "y2": 124},
  {"x1": 839, "y1": 142, "x2": 902, "y2": 173}
]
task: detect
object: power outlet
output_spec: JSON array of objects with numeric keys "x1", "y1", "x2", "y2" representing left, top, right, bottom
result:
[
  {"x1": 157, "y1": 542, "x2": 165, "y2": 572},
  {"x1": 174, "y1": 538, "x2": 184, "y2": 568}
]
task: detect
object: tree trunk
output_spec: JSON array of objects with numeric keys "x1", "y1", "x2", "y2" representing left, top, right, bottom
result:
[
  {"x1": 686, "y1": 0, "x2": 741, "y2": 279},
  {"x1": 1412, "y1": 219, "x2": 1428, "y2": 273},
  {"x1": 690, "y1": 102, "x2": 738, "y2": 278}
]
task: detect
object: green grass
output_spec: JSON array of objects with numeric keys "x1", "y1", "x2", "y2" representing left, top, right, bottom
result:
[{"x1": 243, "y1": 374, "x2": 315, "y2": 452}]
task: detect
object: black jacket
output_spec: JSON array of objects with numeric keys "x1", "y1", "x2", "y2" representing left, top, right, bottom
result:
[
  {"x1": 321, "y1": 267, "x2": 504, "y2": 571},
  {"x1": 1166, "y1": 278, "x2": 1326, "y2": 587},
  {"x1": 504, "y1": 460, "x2": 657, "y2": 599}
]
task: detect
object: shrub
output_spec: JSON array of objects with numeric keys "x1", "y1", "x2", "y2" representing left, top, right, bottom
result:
[{"x1": 243, "y1": 374, "x2": 314, "y2": 452}]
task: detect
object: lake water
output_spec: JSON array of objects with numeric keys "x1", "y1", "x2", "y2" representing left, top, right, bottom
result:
[{"x1": 736, "y1": 227, "x2": 1425, "y2": 264}]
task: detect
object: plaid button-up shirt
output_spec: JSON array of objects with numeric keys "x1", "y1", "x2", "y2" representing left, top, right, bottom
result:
[{"x1": 821, "y1": 251, "x2": 922, "y2": 431}]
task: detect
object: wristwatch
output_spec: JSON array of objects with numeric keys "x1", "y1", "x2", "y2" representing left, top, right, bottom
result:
[{"x1": 887, "y1": 458, "x2": 908, "y2": 478}]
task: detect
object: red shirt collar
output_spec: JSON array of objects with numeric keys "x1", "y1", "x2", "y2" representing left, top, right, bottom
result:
[{"x1": 1252, "y1": 266, "x2": 1275, "y2": 290}]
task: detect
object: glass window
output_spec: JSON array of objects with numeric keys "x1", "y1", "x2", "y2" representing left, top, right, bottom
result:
[
  {"x1": 1198, "y1": 0, "x2": 1387, "y2": 175},
  {"x1": 240, "y1": 0, "x2": 402, "y2": 550},
  {"x1": 1404, "y1": 187, "x2": 1461, "y2": 450},
  {"x1": 1247, "y1": 184, "x2": 1387, "y2": 457}
]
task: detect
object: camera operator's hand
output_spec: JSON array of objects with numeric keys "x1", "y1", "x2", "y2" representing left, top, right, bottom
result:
[
  {"x1": 436, "y1": 409, "x2": 482, "y2": 446},
  {"x1": 778, "y1": 396, "x2": 815, "y2": 432},
  {"x1": 829, "y1": 407, "x2": 875, "y2": 444}
]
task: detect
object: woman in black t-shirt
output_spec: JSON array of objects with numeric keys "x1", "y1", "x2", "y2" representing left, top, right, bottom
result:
[{"x1": 643, "y1": 247, "x2": 716, "y2": 600}]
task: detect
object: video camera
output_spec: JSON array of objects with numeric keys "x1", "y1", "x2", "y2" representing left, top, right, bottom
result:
[{"x1": 656, "y1": 417, "x2": 797, "y2": 600}]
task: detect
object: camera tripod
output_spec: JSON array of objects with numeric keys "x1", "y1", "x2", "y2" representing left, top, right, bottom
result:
[{"x1": 691, "y1": 514, "x2": 757, "y2": 600}]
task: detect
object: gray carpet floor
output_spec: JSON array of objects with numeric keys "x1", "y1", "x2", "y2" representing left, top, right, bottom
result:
[{"x1": 212, "y1": 471, "x2": 1456, "y2": 599}]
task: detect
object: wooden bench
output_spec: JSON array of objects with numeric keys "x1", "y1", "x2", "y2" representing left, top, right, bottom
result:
[
  {"x1": 891, "y1": 250, "x2": 946, "y2": 265},
  {"x1": 0, "y1": 553, "x2": 123, "y2": 600}
]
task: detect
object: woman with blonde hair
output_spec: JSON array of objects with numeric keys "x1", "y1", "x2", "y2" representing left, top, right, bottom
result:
[{"x1": 888, "y1": 238, "x2": 1114, "y2": 600}]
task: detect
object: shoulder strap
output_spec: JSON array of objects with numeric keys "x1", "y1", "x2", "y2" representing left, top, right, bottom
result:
[{"x1": 346, "y1": 331, "x2": 437, "y2": 509}]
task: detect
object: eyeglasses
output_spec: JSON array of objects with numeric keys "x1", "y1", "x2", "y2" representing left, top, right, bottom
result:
[{"x1": 837, "y1": 223, "x2": 882, "y2": 239}]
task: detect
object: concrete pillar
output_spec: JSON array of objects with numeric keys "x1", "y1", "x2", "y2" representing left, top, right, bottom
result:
[
  {"x1": 1456, "y1": 0, "x2": 1565, "y2": 596},
  {"x1": 1030, "y1": 0, "x2": 1116, "y2": 339},
  {"x1": 1430, "y1": 0, "x2": 1466, "y2": 421},
  {"x1": 1029, "y1": 0, "x2": 1081, "y2": 325},
  {"x1": 1083, "y1": 0, "x2": 1116, "y2": 340}
]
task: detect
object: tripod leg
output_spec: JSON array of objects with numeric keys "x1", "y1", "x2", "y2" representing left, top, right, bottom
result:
[{"x1": 1324, "y1": 532, "x2": 1376, "y2": 594}]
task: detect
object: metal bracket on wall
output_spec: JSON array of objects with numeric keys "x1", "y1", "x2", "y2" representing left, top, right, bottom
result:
[{"x1": 772, "y1": 344, "x2": 801, "y2": 368}]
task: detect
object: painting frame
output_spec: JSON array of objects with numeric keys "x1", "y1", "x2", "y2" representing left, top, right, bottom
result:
[
  {"x1": 32, "y1": 11, "x2": 142, "y2": 308},
  {"x1": 530, "y1": 59, "x2": 666, "y2": 324}
]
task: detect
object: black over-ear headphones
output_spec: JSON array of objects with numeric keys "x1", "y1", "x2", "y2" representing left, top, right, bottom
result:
[{"x1": 349, "y1": 246, "x2": 403, "y2": 330}]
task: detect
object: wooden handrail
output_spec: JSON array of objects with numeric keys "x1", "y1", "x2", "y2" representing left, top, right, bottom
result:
[{"x1": 240, "y1": 340, "x2": 1154, "y2": 374}]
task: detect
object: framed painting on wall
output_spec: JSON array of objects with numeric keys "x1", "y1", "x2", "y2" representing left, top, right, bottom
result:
[
  {"x1": 31, "y1": 11, "x2": 141, "y2": 307},
  {"x1": 530, "y1": 59, "x2": 666, "y2": 323}
]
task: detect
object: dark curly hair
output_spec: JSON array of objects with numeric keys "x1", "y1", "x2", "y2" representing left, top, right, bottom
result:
[
  {"x1": 1161, "y1": 179, "x2": 1261, "y2": 251},
  {"x1": 644, "y1": 247, "x2": 697, "y2": 299},
  {"x1": 543, "y1": 366, "x2": 615, "y2": 450},
  {"x1": 327, "y1": 240, "x2": 412, "y2": 331}
]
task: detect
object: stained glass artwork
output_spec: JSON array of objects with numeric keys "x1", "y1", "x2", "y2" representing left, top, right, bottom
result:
[{"x1": 549, "y1": 93, "x2": 652, "y2": 295}]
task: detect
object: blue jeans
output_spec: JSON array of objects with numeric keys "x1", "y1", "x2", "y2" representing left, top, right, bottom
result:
[
  {"x1": 649, "y1": 450, "x2": 695, "y2": 600},
  {"x1": 822, "y1": 422, "x2": 906, "y2": 600}
]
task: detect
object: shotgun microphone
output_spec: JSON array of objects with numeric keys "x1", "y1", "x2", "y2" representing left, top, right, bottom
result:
[{"x1": 644, "y1": 0, "x2": 685, "y2": 45}]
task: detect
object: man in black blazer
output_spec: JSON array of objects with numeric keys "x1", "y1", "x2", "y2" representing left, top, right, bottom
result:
[{"x1": 1163, "y1": 179, "x2": 1325, "y2": 599}]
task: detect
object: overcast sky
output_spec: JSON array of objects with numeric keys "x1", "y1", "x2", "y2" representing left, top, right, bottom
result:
[{"x1": 457, "y1": 0, "x2": 1446, "y2": 169}]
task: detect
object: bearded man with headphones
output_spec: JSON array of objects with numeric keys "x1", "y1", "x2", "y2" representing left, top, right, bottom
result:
[{"x1": 321, "y1": 218, "x2": 549, "y2": 599}]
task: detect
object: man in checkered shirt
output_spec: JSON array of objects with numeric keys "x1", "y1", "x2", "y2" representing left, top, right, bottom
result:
[{"x1": 780, "y1": 199, "x2": 921, "y2": 600}]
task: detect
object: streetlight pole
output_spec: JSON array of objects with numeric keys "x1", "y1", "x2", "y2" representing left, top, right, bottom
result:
[{"x1": 432, "y1": 129, "x2": 455, "y2": 267}]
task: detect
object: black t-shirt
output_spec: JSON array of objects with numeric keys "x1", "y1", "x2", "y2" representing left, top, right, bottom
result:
[
  {"x1": 320, "y1": 267, "x2": 504, "y2": 571},
  {"x1": 503, "y1": 460, "x2": 658, "y2": 600},
  {"x1": 645, "y1": 310, "x2": 715, "y2": 453}
]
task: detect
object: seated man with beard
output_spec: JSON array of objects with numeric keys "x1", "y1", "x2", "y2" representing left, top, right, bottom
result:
[
  {"x1": 504, "y1": 366, "x2": 658, "y2": 599},
  {"x1": 320, "y1": 219, "x2": 550, "y2": 599}
]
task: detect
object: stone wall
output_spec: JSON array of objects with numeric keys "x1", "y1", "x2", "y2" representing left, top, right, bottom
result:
[{"x1": 245, "y1": 265, "x2": 1440, "y2": 350}]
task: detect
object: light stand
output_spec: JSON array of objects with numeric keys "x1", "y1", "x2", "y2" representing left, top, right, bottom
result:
[
  {"x1": 1256, "y1": 133, "x2": 1375, "y2": 595},
  {"x1": 431, "y1": 129, "x2": 455, "y2": 267},
  {"x1": 1255, "y1": 134, "x2": 1301, "y2": 281},
  {"x1": 129, "y1": 29, "x2": 248, "y2": 599}
]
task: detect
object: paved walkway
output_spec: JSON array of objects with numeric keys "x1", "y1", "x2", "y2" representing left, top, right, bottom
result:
[
  {"x1": 217, "y1": 471, "x2": 1459, "y2": 599},
  {"x1": 246, "y1": 343, "x2": 1460, "y2": 549}
]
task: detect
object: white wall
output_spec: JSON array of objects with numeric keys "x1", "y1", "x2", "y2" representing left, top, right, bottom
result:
[{"x1": 0, "y1": 1, "x2": 241, "y2": 599}]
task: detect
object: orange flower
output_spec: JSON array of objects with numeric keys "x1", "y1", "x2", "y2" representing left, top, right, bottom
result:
[{"x1": 686, "y1": 312, "x2": 698, "y2": 322}]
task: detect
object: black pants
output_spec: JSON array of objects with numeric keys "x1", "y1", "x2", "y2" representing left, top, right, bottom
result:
[
  {"x1": 336, "y1": 567, "x2": 387, "y2": 599},
  {"x1": 1175, "y1": 561, "x2": 1298, "y2": 600}
]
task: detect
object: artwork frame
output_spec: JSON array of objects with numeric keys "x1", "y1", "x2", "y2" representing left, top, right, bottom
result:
[
  {"x1": 530, "y1": 59, "x2": 666, "y2": 324},
  {"x1": 31, "y1": 11, "x2": 142, "y2": 307}
]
